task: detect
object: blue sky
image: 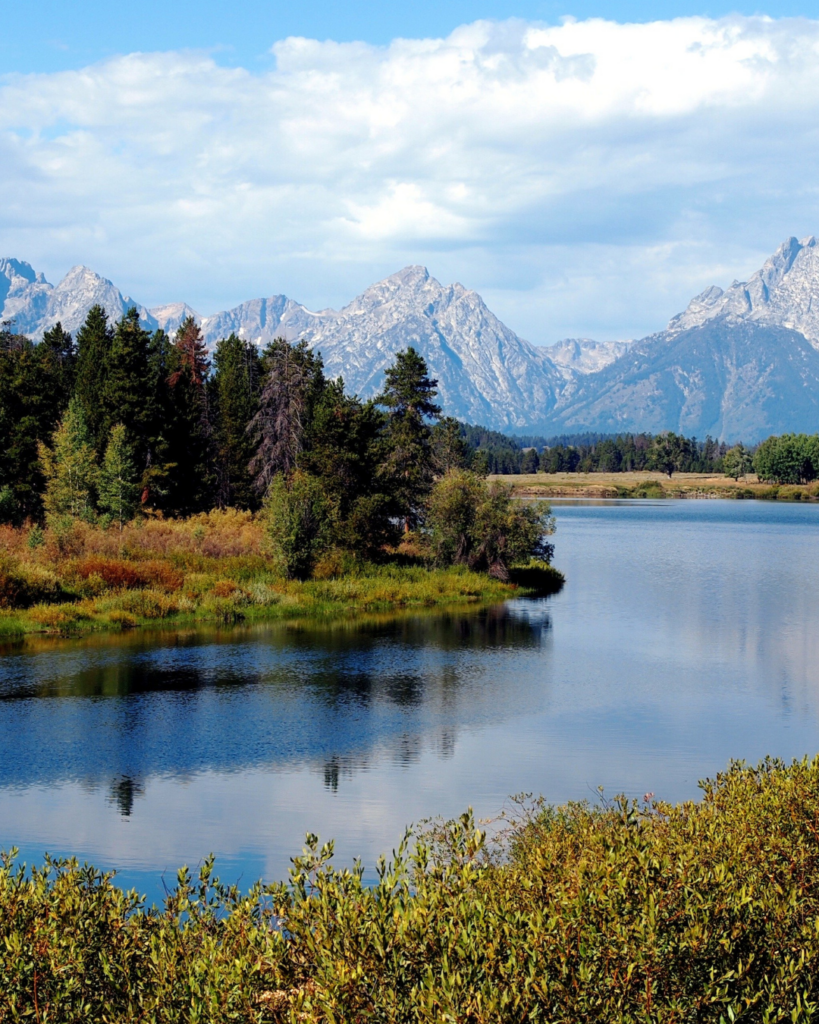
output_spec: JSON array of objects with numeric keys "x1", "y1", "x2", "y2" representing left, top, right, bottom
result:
[
  {"x1": 3, "y1": 2, "x2": 819, "y2": 342},
  {"x1": 4, "y1": 1, "x2": 819, "y2": 70}
]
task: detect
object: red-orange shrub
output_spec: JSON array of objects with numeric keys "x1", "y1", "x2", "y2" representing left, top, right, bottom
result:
[
  {"x1": 72, "y1": 558, "x2": 143, "y2": 590},
  {"x1": 136, "y1": 560, "x2": 184, "y2": 592}
]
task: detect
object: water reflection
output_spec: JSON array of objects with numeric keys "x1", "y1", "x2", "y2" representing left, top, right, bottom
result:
[
  {"x1": 0, "y1": 604, "x2": 552, "y2": 793},
  {"x1": 2, "y1": 500, "x2": 819, "y2": 899}
]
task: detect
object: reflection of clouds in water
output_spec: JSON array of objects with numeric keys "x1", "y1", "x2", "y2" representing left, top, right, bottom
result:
[{"x1": 3, "y1": 500, "x2": 819, "y2": 898}]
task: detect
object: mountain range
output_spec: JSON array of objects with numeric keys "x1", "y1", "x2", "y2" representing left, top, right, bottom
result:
[{"x1": 4, "y1": 236, "x2": 819, "y2": 442}]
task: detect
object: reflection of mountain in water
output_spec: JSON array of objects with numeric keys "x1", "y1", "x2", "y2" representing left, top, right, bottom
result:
[{"x1": 0, "y1": 604, "x2": 553, "y2": 797}]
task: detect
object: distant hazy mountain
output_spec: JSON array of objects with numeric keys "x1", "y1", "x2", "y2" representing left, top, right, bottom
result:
[
  {"x1": 546, "y1": 338, "x2": 632, "y2": 376},
  {"x1": 6, "y1": 238, "x2": 819, "y2": 440},
  {"x1": 545, "y1": 236, "x2": 819, "y2": 441},
  {"x1": 149, "y1": 302, "x2": 200, "y2": 336},
  {"x1": 1, "y1": 262, "x2": 156, "y2": 337},
  {"x1": 546, "y1": 319, "x2": 819, "y2": 441}
]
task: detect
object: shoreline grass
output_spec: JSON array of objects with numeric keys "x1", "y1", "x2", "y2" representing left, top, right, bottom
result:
[
  {"x1": 0, "y1": 510, "x2": 564, "y2": 639},
  {"x1": 497, "y1": 469, "x2": 819, "y2": 501}
]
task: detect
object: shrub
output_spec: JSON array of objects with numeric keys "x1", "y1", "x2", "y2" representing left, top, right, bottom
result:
[
  {"x1": 211, "y1": 579, "x2": 241, "y2": 598},
  {"x1": 135, "y1": 559, "x2": 185, "y2": 592},
  {"x1": 3, "y1": 759, "x2": 819, "y2": 1020},
  {"x1": 263, "y1": 471, "x2": 332, "y2": 580},
  {"x1": 428, "y1": 471, "x2": 556, "y2": 580},
  {"x1": 71, "y1": 556, "x2": 143, "y2": 590},
  {"x1": 0, "y1": 557, "x2": 63, "y2": 608},
  {"x1": 114, "y1": 590, "x2": 179, "y2": 619}
]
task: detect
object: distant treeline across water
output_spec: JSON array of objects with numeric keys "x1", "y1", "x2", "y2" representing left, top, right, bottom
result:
[
  {"x1": 462, "y1": 426, "x2": 730, "y2": 475},
  {"x1": 464, "y1": 426, "x2": 819, "y2": 485}
]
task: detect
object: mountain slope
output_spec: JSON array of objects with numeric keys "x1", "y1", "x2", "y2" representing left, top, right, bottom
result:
[
  {"x1": 6, "y1": 238, "x2": 819, "y2": 440},
  {"x1": 548, "y1": 319, "x2": 819, "y2": 442}
]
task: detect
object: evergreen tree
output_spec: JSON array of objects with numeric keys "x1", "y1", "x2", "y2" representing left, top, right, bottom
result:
[
  {"x1": 0, "y1": 324, "x2": 75, "y2": 522},
  {"x1": 376, "y1": 347, "x2": 441, "y2": 528},
  {"x1": 40, "y1": 322, "x2": 76, "y2": 402},
  {"x1": 211, "y1": 333, "x2": 261, "y2": 509},
  {"x1": 431, "y1": 416, "x2": 470, "y2": 475},
  {"x1": 74, "y1": 306, "x2": 113, "y2": 449},
  {"x1": 301, "y1": 382, "x2": 397, "y2": 557},
  {"x1": 140, "y1": 329, "x2": 175, "y2": 509},
  {"x1": 98, "y1": 424, "x2": 139, "y2": 530},
  {"x1": 166, "y1": 317, "x2": 213, "y2": 514},
  {"x1": 101, "y1": 309, "x2": 152, "y2": 460},
  {"x1": 249, "y1": 339, "x2": 325, "y2": 495},
  {"x1": 38, "y1": 398, "x2": 98, "y2": 522}
]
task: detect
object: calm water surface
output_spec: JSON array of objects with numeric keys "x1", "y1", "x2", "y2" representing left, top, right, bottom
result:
[{"x1": 1, "y1": 499, "x2": 818, "y2": 898}]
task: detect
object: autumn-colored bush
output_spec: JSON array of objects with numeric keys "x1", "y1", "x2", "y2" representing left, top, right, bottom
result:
[
  {"x1": 136, "y1": 560, "x2": 185, "y2": 592},
  {"x1": 71, "y1": 556, "x2": 143, "y2": 590},
  {"x1": 210, "y1": 579, "x2": 240, "y2": 598},
  {"x1": 3, "y1": 758, "x2": 819, "y2": 1022},
  {"x1": 0, "y1": 557, "x2": 63, "y2": 608},
  {"x1": 113, "y1": 589, "x2": 179, "y2": 620}
]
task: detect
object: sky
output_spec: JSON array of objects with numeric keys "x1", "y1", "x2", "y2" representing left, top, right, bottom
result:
[{"x1": 4, "y1": 0, "x2": 819, "y2": 343}]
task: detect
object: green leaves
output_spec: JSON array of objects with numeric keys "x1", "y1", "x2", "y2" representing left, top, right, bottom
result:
[{"x1": 5, "y1": 758, "x2": 819, "y2": 1021}]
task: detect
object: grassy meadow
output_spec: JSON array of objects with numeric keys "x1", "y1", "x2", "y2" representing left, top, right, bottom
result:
[
  {"x1": 0, "y1": 509, "x2": 564, "y2": 638},
  {"x1": 498, "y1": 469, "x2": 819, "y2": 500}
]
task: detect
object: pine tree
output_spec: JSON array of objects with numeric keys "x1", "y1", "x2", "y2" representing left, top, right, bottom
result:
[
  {"x1": 166, "y1": 317, "x2": 213, "y2": 514},
  {"x1": 376, "y1": 347, "x2": 441, "y2": 528},
  {"x1": 74, "y1": 305, "x2": 113, "y2": 450},
  {"x1": 249, "y1": 339, "x2": 325, "y2": 495},
  {"x1": 40, "y1": 322, "x2": 76, "y2": 403},
  {"x1": 211, "y1": 333, "x2": 261, "y2": 509},
  {"x1": 98, "y1": 424, "x2": 139, "y2": 530},
  {"x1": 101, "y1": 308, "x2": 152, "y2": 461},
  {"x1": 301, "y1": 382, "x2": 397, "y2": 556},
  {"x1": 38, "y1": 398, "x2": 98, "y2": 522},
  {"x1": 140, "y1": 329, "x2": 174, "y2": 509},
  {"x1": 0, "y1": 324, "x2": 75, "y2": 522}
]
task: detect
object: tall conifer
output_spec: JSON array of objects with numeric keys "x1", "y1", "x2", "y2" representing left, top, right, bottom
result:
[
  {"x1": 74, "y1": 305, "x2": 113, "y2": 450},
  {"x1": 98, "y1": 424, "x2": 139, "y2": 530},
  {"x1": 211, "y1": 333, "x2": 261, "y2": 509},
  {"x1": 102, "y1": 308, "x2": 152, "y2": 461},
  {"x1": 38, "y1": 398, "x2": 98, "y2": 522},
  {"x1": 249, "y1": 339, "x2": 325, "y2": 495},
  {"x1": 166, "y1": 317, "x2": 213, "y2": 514},
  {"x1": 376, "y1": 347, "x2": 440, "y2": 528}
]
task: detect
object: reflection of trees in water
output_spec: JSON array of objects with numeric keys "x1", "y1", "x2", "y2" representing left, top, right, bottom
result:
[
  {"x1": 1, "y1": 603, "x2": 551, "y2": 702},
  {"x1": 108, "y1": 775, "x2": 144, "y2": 817},
  {"x1": 0, "y1": 601, "x2": 553, "y2": 801}
]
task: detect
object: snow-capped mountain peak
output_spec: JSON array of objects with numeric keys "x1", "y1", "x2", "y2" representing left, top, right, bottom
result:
[{"x1": 667, "y1": 235, "x2": 819, "y2": 344}]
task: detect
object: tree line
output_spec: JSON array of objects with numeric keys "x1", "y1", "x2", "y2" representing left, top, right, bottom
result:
[{"x1": 0, "y1": 307, "x2": 553, "y2": 580}]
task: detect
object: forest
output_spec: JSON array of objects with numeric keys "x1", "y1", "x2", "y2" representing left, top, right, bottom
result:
[{"x1": 0, "y1": 308, "x2": 561, "y2": 634}]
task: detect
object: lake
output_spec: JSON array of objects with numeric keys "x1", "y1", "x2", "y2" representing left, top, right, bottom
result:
[{"x1": 1, "y1": 498, "x2": 818, "y2": 900}]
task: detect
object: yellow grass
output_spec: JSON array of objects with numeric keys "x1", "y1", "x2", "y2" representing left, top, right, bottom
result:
[{"x1": 491, "y1": 470, "x2": 819, "y2": 500}]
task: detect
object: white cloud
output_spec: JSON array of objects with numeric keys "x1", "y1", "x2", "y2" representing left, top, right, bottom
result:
[{"x1": 2, "y1": 15, "x2": 819, "y2": 341}]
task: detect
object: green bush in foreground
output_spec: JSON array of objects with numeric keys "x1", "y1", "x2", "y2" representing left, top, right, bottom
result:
[{"x1": 3, "y1": 757, "x2": 819, "y2": 1021}]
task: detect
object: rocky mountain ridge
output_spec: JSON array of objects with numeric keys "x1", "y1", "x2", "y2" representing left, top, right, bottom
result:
[{"x1": 5, "y1": 237, "x2": 819, "y2": 440}]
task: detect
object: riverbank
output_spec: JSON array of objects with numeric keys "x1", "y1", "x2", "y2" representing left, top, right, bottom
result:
[
  {"x1": 496, "y1": 469, "x2": 819, "y2": 500},
  {"x1": 0, "y1": 510, "x2": 563, "y2": 638},
  {"x1": 1, "y1": 757, "x2": 816, "y2": 1021}
]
